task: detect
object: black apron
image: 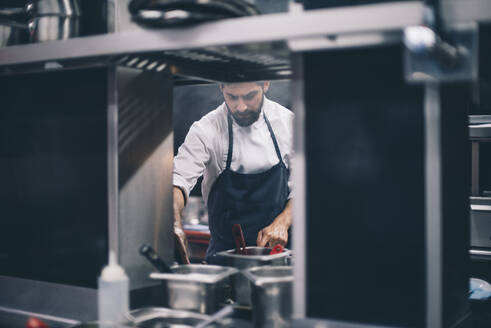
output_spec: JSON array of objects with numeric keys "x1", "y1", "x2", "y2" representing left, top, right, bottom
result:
[{"x1": 206, "y1": 110, "x2": 290, "y2": 264}]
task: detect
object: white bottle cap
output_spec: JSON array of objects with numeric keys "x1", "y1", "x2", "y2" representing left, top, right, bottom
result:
[{"x1": 101, "y1": 251, "x2": 128, "y2": 281}]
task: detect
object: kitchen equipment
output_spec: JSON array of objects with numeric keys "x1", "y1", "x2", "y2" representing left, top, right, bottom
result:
[
  {"x1": 25, "y1": 0, "x2": 81, "y2": 16},
  {"x1": 193, "y1": 305, "x2": 234, "y2": 328},
  {"x1": 26, "y1": 317, "x2": 49, "y2": 328},
  {"x1": 149, "y1": 264, "x2": 238, "y2": 314},
  {"x1": 470, "y1": 198, "x2": 491, "y2": 248},
  {"x1": 140, "y1": 243, "x2": 173, "y2": 273},
  {"x1": 232, "y1": 224, "x2": 247, "y2": 255},
  {"x1": 215, "y1": 246, "x2": 290, "y2": 306},
  {"x1": 269, "y1": 244, "x2": 284, "y2": 255},
  {"x1": 130, "y1": 307, "x2": 217, "y2": 327},
  {"x1": 243, "y1": 266, "x2": 293, "y2": 328},
  {"x1": 0, "y1": 7, "x2": 29, "y2": 46},
  {"x1": 28, "y1": 14, "x2": 80, "y2": 42},
  {"x1": 68, "y1": 307, "x2": 228, "y2": 327},
  {"x1": 128, "y1": 0, "x2": 260, "y2": 28},
  {"x1": 0, "y1": 20, "x2": 28, "y2": 47},
  {"x1": 98, "y1": 251, "x2": 129, "y2": 326},
  {"x1": 0, "y1": 0, "x2": 80, "y2": 46},
  {"x1": 469, "y1": 278, "x2": 491, "y2": 300},
  {"x1": 27, "y1": 0, "x2": 81, "y2": 42}
]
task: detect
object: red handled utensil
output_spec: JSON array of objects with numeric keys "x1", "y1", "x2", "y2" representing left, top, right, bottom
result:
[
  {"x1": 232, "y1": 224, "x2": 247, "y2": 255},
  {"x1": 26, "y1": 317, "x2": 49, "y2": 328},
  {"x1": 269, "y1": 244, "x2": 284, "y2": 255}
]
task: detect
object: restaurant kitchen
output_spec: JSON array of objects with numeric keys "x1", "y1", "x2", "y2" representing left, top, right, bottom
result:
[{"x1": 1, "y1": 0, "x2": 491, "y2": 327}]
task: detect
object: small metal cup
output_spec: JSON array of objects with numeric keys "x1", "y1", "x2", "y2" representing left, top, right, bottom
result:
[
  {"x1": 149, "y1": 264, "x2": 238, "y2": 314},
  {"x1": 244, "y1": 266, "x2": 293, "y2": 328},
  {"x1": 216, "y1": 246, "x2": 290, "y2": 306}
]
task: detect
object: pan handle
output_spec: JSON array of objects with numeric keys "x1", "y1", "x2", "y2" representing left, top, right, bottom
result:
[
  {"x1": 232, "y1": 224, "x2": 247, "y2": 255},
  {"x1": 139, "y1": 243, "x2": 173, "y2": 273}
]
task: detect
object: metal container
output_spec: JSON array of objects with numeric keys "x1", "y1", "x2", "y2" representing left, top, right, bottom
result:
[
  {"x1": 243, "y1": 266, "x2": 293, "y2": 328},
  {"x1": 0, "y1": 8, "x2": 29, "y2": 47},
  {"x1": 216, "y1": 246, "x2": 290, "y2": 306},
  {"x1": 0, "y1": 23, "x2": 27, "y2": 47},
  {"x1": 149, "y1": 264, "x2": 238, "y2": 314},
  {"x1": 470, "y1": 197, "x2": 491, "y2": 248},
  {"x1": 0, "y1": 0, "x2": 81, "y2": 47},
  {"x1": 69, "y1": 307, "x2": 228, "y2": 327},
  {"x1": 27, "y1": 0, "x2": 81, "y2": 43},
  {"x1": 28, "y1": 14, "x2": 80, "y2": 42},
  {"x1": 26, "y1": 0, "x2": 81, "y2": 16}
]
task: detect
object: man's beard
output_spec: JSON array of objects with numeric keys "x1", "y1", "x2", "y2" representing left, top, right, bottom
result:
[
  {"x1": 230, "y1": 109, "x2": 261, "y2": 127},
  {"x1": 227, "y1": 96, "x2": 263, "y2": 127}
]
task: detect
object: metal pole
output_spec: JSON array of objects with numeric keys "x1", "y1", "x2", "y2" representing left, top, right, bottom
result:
[
  {"x1": 425, "y1": 82, "x2": 442, "y2": 328},
  {"x1": 107, "y1": 67, "x2": 119, "y2": 259},
  {"x1": 292, "y1": 53, "x2": 306, "y2": 318}
]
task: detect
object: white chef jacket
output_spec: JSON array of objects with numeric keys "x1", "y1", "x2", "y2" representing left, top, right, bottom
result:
[{"x1": 173, "y1": 96, "x2": 293, "y2": 205}]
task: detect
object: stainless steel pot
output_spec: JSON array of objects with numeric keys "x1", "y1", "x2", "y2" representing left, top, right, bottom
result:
[
  {"x1": 68, "y1": 307, "x2": 212, "y2": 328},
  {"x1": 243, "y1": 266, "x2": 293, "y2": 328},
  {"x1": 0, "y1": 22, "x2": 27, "y2": 46},
  {"x1": 26, "y1": 0, "x2": 81, "y2": 16},
  {"x1": 149, "y1": 264, "x2": 238, "y2": 314},
  {"x1": 0, "y1": 0, "x2": 80, "y2": 46},
  {"x1": 69, "y1": 307, "x2": 244, "y2": 328},
  {"x1": 0, "y1": 7, "x2": 29, "y2": 46},
  {"x1": 215, "y1": 246, "x2": 290, "y2": 306},
  {"x1": 28, "y1": 14, "x2": 79, "y2": 42}
]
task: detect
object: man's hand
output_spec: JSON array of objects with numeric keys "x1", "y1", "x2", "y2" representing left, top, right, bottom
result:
[
  {"x1": 256, "y1": 199, "x2": 292, "y2": 248},
  {"x1": 173, "y1": 187, "x2": 190, "y2": 264},
  {"x1": 174, "y1": 226, "x2": 190, "y2": 264}
]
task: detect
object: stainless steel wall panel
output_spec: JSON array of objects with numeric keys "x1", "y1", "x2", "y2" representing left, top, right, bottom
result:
[{"x1": 116, "y1": 67, "x2": 174, "y2": 290}]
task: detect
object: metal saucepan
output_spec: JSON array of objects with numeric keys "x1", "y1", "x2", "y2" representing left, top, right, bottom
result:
[{"x1": 0, "y1": 0, "x2": 80, "y2": 46}]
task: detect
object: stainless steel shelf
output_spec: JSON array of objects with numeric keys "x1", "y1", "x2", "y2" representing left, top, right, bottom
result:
[
  {"x1": 0, "y1": 0, "x2": 489, "y2": 81},
  {"x1": 0, "y1": 2, "x2": 424, "y2": 80},
  {"x1": 470, "y1": 249, "x2": 491, "y2": 261}
]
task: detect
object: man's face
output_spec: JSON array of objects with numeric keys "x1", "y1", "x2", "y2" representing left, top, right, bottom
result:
[{"x1": 221, "y1": 82, "x2": 270, "y2": 127}]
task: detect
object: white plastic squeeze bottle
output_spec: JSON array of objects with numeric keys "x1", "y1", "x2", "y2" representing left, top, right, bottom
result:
[{"x1": 98, "y1": 251, "x2": 129, "y2": 326}]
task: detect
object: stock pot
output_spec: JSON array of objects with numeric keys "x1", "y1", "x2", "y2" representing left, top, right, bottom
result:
[{"x1": 0, "y1": 0, "x2": 80, "y2": 46}]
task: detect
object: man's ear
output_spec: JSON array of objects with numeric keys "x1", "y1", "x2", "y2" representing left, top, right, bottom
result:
[{"x1": 263, "y1": 81, "x2": 271, "y2": 93}]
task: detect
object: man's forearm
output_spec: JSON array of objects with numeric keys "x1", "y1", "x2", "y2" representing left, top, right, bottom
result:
[
  {"x1": 256, "y1": 199, "x2": 293, "y2": 247},
  {"x1": 173, "y1": 186, "x2": 190, "y2": 264},
  {"x1": 273, "y1": 199, "x2": 292, "y2": 227},
  {"x1": 173, "y1": 186, "x2": 186, "y2": 228}
]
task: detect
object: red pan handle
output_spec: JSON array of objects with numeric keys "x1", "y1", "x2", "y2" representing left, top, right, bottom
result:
[
  {"x1": 26, "y1": 317, "x2": 49, "y2": 328},
  {"x1": 232, "y1": 224, "x2": 247, "y2": 255},
  {"x1": 269, "y1": 244, "x2": 284, "y2": 255}
]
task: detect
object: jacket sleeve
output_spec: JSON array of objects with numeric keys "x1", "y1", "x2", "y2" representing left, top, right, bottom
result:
[
  {"x1": 286, "y1": 111, "x2": 294, "y2": 200},
  {"x1": 173, "y1": 121, "x2": 211, "y2": 203}
]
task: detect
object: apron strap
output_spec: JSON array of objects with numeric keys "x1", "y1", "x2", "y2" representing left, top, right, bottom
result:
[
  {"x1": 226, "y1": 107, "x2": 284, "y2": 170},
  {"x1": 226, "y1": 112, "x2": 234, "y2": 169},
  {"x1": 264, "y1": 112, "x2": 284, "y2": 164}
]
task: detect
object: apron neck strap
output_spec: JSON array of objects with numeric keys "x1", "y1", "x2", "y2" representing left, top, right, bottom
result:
[
  {"x1": 226, "y1": 109, "x2": 284, "y2": 170},
  {"x1": 263, "y1": 112, "x2": 284, "y2": 165},
  {"x1": 226, "y1": 112, "x2": 234, "y2": 169}
]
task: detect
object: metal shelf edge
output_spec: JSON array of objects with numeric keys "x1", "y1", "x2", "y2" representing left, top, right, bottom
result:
[{"x1": 0, "y1": 1, "x2": 424, "y2": 68}]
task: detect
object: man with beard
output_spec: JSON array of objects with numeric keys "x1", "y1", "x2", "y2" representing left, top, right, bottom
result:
[{"x1": 173, "y1": 82, "x2": 293, "y2": 264}]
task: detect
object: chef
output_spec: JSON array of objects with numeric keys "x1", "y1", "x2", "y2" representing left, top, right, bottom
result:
[{"x1": 173, "y1": 81, "x2": 293, "y2": 264}]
